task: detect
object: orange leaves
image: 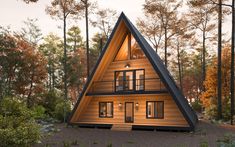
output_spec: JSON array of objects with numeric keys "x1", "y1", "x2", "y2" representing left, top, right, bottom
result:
[{"x1": 201, "y1": 46, "x2": 231, "y2": 110}]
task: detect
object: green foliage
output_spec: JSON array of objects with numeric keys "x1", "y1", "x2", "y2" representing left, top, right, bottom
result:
[
  {"x1": 191, "y1": 100, "x2": 202, "y2": 112},
  {"x1": 32, "y1": 105, "x2": 46, "y2": 119},
  {"x1": 42, "y1": 90, "x2": 62, "y2": 115},
  {"x1": 54, "y1": 100, "x2": 71, "y2": 122},
  {"x1": 200, "y1": 140, "x2": 208, "y2": 147},
  {"x1": 0, "y1": 98, "x2": 41, "y2": 147},
  {"x1": 217, "y1": 134, "x2": 235, "y2": 147}
]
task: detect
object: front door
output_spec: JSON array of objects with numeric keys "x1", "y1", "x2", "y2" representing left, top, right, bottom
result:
[{"x1": 125, "y1": 102, "x2": 134, "y2": 123}]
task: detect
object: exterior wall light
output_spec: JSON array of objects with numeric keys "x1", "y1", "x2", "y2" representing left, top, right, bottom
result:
[
  {"x1": 125, "y1": 63, "x2": 130, "y2": 68},
  {"x1": 118, "y1": 102, "x2": 122, "y2": 108},
  {"x1": 135, "y1": 102, "x2": 139, "y2": 109}
]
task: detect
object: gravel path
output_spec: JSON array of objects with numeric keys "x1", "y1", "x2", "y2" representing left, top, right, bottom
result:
[{"x1": 35, "y1": 120, "x2": 235, "y2": 147}]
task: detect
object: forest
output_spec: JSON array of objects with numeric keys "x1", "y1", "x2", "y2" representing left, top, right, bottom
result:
[{"x1": 0, "y1": 0, "x2": 234, "y2": 146}]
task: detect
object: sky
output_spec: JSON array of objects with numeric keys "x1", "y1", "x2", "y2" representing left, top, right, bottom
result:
[
  {"x1": 0, "y1": 0, "x2": 145, "y2": 39},
  {"x1": 0, "y1": 0, "x2": 232, "y2": 42}
]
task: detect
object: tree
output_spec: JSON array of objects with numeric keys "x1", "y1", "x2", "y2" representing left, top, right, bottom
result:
[
  {"x1": 46, "y1": 0, "x2": 83, "y2": 105},
  {"x1": 91, "y1": 8, "x2": 118, "y2": 40},
  {"x1": 19, "y1": 18, "x2": 42, "y2": 46},
  {"x1": 39, "y1": 33, "x2": 63, "y2": 91},
  {"x1": 22, "y1": 0, "x2": 38, "y2": 3},
  {"x1": 0, "y1": 30, "x2": 47, "y2": 107},
  {"x1": 137, "y1": 11, "x2": 163, "y2": 53},
  {"x1": 66, "y1": 26, "x2": 85, "y2": 103},
  {"x1": 80, "y1": 0, "x2": 96, "y2": 77},
  {"x1": 201, "y1": 46, "x2": 231, "y2": 120},
  {"x1": 217, "y1": 0, "x2": 223, "y2": 120},
  {"x1": 188, "y1": 0, "x2": 217, "y2": 86},
  {"x1": 89, "y1": 33, "x2": 105, "y2": 71},
  {"x1": 67, "y1": 26, "x2": 84, "y2": 52},
  {"x1": 231, "y1": 0, "x2": 235, "y2": 125},
  {"x1": 141, "y1": 0, "x2": 182, "y2": 68},
  {"x1": 14, "y1": 39, "x2": 47, "y2": 107}
]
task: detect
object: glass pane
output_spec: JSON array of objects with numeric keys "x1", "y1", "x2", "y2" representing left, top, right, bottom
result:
[
  {"x1": 131, "y1": 35, "x2": 145, "y2": 59},
  {"x1": 156, "y1": 102, "x2": 164, "y2": 118},
  {"x1": 126, "y1": 103, "x2": 133, "y2": 122},
  {"x1": 106, "y1": 102, "x2": 113, "y2": 117},
  {"x1": 116, "y1": 72, "x2": 124, "y2": 91},
  {"x1": 125, "y1": 71, "x2": 133, "y2": 90},
  {"x1": 99, "y1": 103, "x2": 106, "y2": 117},
  {"x1": 136, "y1": 70, "x2": 144, "y2": 90},
  {"x1": 114, "y1": 35, "x2": 128, "y2": 61},
  {"x1": 147, "y1": 102, "x2": 155, "y2": 118}
]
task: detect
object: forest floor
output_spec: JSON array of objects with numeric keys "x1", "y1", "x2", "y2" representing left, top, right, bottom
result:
[{"x1": 35, "y1": 120, "x2": 235, "y2": 147}]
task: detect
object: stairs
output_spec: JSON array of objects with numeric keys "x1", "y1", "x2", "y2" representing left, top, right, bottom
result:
[{"x1": 111, "y1": 124, "x2": 132, "y2": 131}]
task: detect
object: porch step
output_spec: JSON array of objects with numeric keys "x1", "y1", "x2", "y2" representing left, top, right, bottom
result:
[{"x1": 111, "y1": 124, "x2": 132, "y2": 131}]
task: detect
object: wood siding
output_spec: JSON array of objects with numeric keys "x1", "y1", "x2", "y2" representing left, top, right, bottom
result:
[
  {"x1": 89, "y1": 58, "x2": 166, "y2": 93},
  {"x1": 76, "y1": 94, "x2": 189, "y2": 127}
]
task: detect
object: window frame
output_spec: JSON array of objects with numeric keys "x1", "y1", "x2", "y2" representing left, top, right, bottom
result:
[
  {"x1": 146, "y1": 101, "x2": 164, "y2": 119},
  {"x1": 99, "y1": 102, "x2": 113, "y2": 118},
  {"x1": 114, "y1": 69, "x2": 145, "y2": 92}
]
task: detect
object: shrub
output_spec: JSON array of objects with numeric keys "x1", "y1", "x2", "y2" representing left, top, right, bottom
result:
[
  {"x1": 0, "y1": 98, "x2": 41, "y2": 147},
  {"x1": 191, "y1": 100, "x2": 202, "y2": 113},
  {"x1": 32, "y1": 105, "x2": 46, "y2": 120},
  {"x1": 42, "y1": 91, "x2": 63, "y2": 116},
  {"x1": 54, "y1": 100, "x2": 71, "y2": 122}
]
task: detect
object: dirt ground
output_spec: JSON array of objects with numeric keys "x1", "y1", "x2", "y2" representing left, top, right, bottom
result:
[{"x1": 35, "y1": 120, "x2": 235, "y2": 147}]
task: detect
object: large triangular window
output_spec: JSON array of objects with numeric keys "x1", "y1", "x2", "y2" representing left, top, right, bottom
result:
[
  {"x1": 114, "y1": 33, "x2": 145, "y2": 61},
  {"x1": 130, "y1": 34, "x2": 145, "y2": 59}
]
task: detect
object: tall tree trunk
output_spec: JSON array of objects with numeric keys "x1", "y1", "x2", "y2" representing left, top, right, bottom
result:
[
  {"x1": 177, "y1": 39, "x2": 183, "y2": 91},
  {"x1": 217, "y1": 0, "x2": 222, "y2": 120},
  {"x1": 85, "y1": 0, "x2": 89, "y2": 77},
  {"x1": 52, "y1": 62, "x2": 55, "y2": 90},
  {"x1": 231, "y1": 0, "x2": 235, "y2": 125},
  {"x1": 63, "y1": 11, "x2": 68, "y2": 123},
  {"x1": 202, "y1": 30, "x2": 206, "y2": 90},
  {"x1": 164, "y1": 27, "x2": 168, "y2": 68}
]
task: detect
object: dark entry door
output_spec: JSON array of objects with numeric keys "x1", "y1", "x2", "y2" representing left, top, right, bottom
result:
[{"x1": 125, "y1": 102, "x2": 134, "y2": 123}]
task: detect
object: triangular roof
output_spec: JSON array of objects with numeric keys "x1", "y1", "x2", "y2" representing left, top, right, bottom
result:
[{"x1": 69, "y1": 12, "x2": 198, "y2": 130}]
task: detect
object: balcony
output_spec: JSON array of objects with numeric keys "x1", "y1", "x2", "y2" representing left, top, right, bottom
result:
[{"x1": 87, "y1": 78, "x2": 168, "y2": 96}]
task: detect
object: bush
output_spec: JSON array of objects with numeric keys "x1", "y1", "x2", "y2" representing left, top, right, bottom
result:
[
  {"x1": 42, "y1": 91, "x2": 63, "y2": 116},
  {"x1": 191, "y1": 100, "x2": 202, "y2": 113},
  {"x1": 32, "y1": 105, "x2": 46, "y2": 120},
  {"x1": 54, "y1": 100, "x2": 71, "y2": 122},
  {"x1": 0, "y1": 98, "x2": 41, "y2": 147}
]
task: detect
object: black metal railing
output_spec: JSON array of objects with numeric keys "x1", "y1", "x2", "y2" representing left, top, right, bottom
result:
[{"x1": 89, "y1": 78, "x2": 167, "y2": 94}]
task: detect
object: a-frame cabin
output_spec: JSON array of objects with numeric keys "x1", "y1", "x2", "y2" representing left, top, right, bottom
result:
[{"x1": 69, "y1": 13, "x2": 198, "y2": 131}]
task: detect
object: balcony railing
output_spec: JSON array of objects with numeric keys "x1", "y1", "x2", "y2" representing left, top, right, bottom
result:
[{"x1": 88, "y1": 78, "x2": 167, "y2": 95}]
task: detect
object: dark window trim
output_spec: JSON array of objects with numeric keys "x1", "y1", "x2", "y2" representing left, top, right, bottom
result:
[
  {"x1": 146, "y1": 101, "x2": 164, "y2": 119},
  {"x1": 114, "y1": 69, "x2": 145, "y2": 92},
  {"x1": 99, "y1": 102, "x2": 113, "y2": 118}
]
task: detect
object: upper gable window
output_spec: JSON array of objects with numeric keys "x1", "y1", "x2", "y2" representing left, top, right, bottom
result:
[
  {"x1": 114, "y1": 35, "x2": 129, "y2": 61},
  {"x1": 130, "y1": 35, "x2": 145, "y2": 59},
  {"x1": 114, "y1": 33, "x2": 145, "y2": 61}
]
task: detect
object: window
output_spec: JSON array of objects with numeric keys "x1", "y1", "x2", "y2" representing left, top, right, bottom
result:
[
  {"x1": 136, "y1": 70, "x2": 144, "y2": 90},
  {"x1": 114, "y1": 33, "x2": 145, "y2": 61},
  {"x1": 146, "y1": 101, "x2": 164, "y2": 119},
  {"x1": 130, "y1": 35, "x2": 145, "y2": 59},
  {"x1": 115, "y1": 69, "x2": 144, "y2": 92},
  {"x1": 99, "y1": 102, "x2": 113, "y2": 118},
  {"x1": 115, "y1": 71, "x2": 134, "y2": 91},
  {"x1": 114, "y1": 35, "x2": 129, "y2": 61}
]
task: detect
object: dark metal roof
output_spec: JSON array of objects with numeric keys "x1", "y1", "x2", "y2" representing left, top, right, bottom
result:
[{"x1": 69, "y1": 12, "x2": 198, "y2": 130}]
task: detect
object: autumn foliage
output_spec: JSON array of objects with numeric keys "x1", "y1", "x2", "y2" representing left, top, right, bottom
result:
[
  {"x1": 0, "y1": 33, "x2": 47, "y2": 107},
  {"x1": 201, "y1": 46, "x2": 231, "y2": 119}
]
